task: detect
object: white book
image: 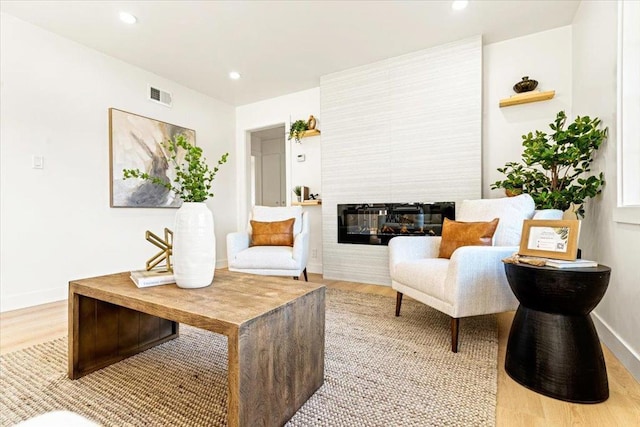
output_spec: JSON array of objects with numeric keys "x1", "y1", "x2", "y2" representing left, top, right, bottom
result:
[
  {"x1": 545, "y1": 259, "x2": 598, "y2": 269},
  {"x1": 130, "y1": 269, "x2": 175, "y2": 288}
]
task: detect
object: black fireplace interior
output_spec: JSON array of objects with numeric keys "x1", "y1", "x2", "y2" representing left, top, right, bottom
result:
[{"x1": 338, "y1": 202, "x2": 455, "y2": 245}]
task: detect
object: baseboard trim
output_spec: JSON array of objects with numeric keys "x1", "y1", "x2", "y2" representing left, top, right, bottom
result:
[
  {"x1": 592, "y1": 311, "x2": 640, "y2": 381},
  {"x1": 1, "y1": 287, "x2": 67, "y2": 313},
  {"x1": 322, "y1": 272, "x2": 391, "y2": 287},
  {"x1": 306, "y1": 261, "x2": 323, "y2": 275}
]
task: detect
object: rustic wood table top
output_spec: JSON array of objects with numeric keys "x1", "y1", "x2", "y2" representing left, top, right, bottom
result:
[{"x1": 69, "y1": 269, "x2": 324, "y2": 335}]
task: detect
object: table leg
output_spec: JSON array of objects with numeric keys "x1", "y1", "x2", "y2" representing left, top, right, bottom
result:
[
  {"x1": 505, "y1": 306, "x2": 608, "y2": 403},
  {"x1": 227, "y1": 288, "x2": 325, "y2": 427},
  {"x1": 68, "y1": 289, "x2": 179, "y2": 379}
]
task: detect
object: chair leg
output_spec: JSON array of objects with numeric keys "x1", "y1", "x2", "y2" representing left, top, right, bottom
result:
[
  {"x1": 395, "y1": 292, "x2": 403, "y2": 317},
  {"x1": 303, "y1": 268, "x2": 308, "y2": 282},
  {"x1": 293, "y1": 276, "x2": 299, "y2": 280},
  {"x1": 451, "y1": 317, "x2": 460, "y2": 353}
]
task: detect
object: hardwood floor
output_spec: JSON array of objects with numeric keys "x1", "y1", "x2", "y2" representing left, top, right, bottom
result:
[{"x1": 2, "y1": 272, "x2": 639, "y2": 426}]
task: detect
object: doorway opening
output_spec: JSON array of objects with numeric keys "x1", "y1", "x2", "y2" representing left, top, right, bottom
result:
[{"x1": 248, "y1": 125, "x2": 286, "y2": 207}]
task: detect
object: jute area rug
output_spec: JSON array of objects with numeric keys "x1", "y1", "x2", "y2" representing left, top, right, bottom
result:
[{"x1": 1, "y1": 289, "x2": 498, "y2": 426}]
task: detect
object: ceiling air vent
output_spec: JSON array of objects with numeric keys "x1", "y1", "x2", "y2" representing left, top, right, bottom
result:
[{"x1": 148, "y1": 85, "x2": 172, "y2": 107}]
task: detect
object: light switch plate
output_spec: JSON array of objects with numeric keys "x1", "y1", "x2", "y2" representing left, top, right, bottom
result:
[{"x1": 32, "y1": 155, "x2": 44, "y2": 169}]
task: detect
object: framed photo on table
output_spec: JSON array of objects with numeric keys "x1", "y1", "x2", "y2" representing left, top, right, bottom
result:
[{"x1": 519, "y1": 219, "x2": 580, "y2": 260}]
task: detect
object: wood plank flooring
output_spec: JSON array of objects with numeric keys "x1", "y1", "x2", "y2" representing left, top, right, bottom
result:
[{"x1": 2, "y1": 272, "x2": 639, "y2": 426}]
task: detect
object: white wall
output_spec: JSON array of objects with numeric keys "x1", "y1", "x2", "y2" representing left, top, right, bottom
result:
[
  {"x1": 321, "y1": 37, "x2": 482, "y2": 285},
  {"x1": 291, "y1": 134, "x2": 322, "y2": 205},
  {"x1": 572, "y1": 1, "x2": 640, "y2": 380},
  {"x1": 0, "y1": 13, "x2": 236, "y2": 312},
  {"x1": 235, "y1": 88, "x2": 322, "y2": 273},
  {"x1": 617, "y1": 0, "x2": 640, "y2": 213},
  {"x1": 483, "y1": 26, "x2": 572, "y2": 198}
]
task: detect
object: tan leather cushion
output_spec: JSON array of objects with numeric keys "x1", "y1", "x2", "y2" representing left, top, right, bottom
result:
[
  {"x1": 250, "y1": 218, "x2": 295, "y2": 247},
  {"x1": 438, "y1": 218, "x2": 500, "y2": 259}
]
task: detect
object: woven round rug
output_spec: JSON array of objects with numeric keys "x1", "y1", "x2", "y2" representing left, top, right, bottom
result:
[{"x1": 1, "y1": 288, "x2": 497, "y2": 426}]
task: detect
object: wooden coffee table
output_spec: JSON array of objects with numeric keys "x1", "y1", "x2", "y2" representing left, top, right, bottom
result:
[{"x1": 68, "y1": 270, "x2": 325, "y2": 426}]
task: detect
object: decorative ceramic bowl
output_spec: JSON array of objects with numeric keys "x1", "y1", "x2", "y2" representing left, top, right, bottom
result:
[{"x1": 513, "y1": 76, "x2": 538, "y2": 93}]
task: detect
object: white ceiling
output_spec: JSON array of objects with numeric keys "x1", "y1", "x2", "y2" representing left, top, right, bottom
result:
[{"x1": 0, "y1": 1, "x2": 581, "y2": 106}]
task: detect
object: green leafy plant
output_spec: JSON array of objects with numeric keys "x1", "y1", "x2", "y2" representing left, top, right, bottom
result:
[
  {"x1": 288, "y1": 120, "x2": 308, "y2": 143},
  {"x1": 292, "y1": 186, "x2": 302, "y2": 197},
  {"x1": 491, "y1": 111, "x2": 607, "y2": 218},
  {"x1": 123, "y1": 134, "x2": 229, "y2": 203}
]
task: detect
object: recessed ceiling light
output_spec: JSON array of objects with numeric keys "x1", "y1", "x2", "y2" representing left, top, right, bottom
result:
[
  {"x1": 229, "y1": 71, "x2": 241, "y2": 80},
  {"x1": 452, "y1": 0, "x2": 468, "y2": 11},
  {"x1": 119, "y1": 12, "x2": 137, "y2": 24}
]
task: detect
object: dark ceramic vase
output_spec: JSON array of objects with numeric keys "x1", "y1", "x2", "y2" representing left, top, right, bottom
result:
[{"x1": 513, "y1": 76, "x2": 539, "y2": 93}]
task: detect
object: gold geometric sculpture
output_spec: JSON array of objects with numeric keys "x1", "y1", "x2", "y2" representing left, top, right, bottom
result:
[{"x1": 145, "y1": 228, "x2": 173, "y2": 272}]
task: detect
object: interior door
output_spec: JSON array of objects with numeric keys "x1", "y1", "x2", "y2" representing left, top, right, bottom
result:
[
  {"x1": 261, "y1": 152, "x2": 283, "y2": 206},
  {"x1": 249, "y1": 127, "x2": 286, "y2": 209}
]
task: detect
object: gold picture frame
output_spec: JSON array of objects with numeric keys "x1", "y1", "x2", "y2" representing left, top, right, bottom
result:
[{"x1": 519, "y1": 219, "x2": 580, "y2": 260}]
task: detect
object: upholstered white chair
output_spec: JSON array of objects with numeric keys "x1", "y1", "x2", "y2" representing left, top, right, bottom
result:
[
  {"x1": 389, "y1": 194, "x2": 562, "y2": 352},
  {"x1": 227, "y1": 205, "x2": 310, "y2": 281}
]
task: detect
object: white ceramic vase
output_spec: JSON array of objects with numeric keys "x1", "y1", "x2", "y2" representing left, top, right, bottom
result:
[{"x1": 173, "y1": 202, "x2": 215, "y2": 288}]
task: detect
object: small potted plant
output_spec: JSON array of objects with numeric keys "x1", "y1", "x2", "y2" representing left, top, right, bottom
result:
[
  {"x1": 288, "y1": 120, "x2": 308, "y2": 144},
  {"x1": 495, "y1": 163, "x2": 526, "y2": 197},
  {"x1": 491, "y1": 111, "x2": 607, "y2": 218},
  {"x1": 293, "y1": 186, "x2": 302, "y2": 202}
]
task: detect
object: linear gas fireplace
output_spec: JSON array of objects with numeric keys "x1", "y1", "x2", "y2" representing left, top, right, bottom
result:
[{"x1": 337, "y1": 202, "x2": 455, "y2": 246}]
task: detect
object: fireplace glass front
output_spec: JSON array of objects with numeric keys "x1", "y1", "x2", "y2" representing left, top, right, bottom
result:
[{"x1": 337, "y1": 202, "x2": 455, "y2": 245}]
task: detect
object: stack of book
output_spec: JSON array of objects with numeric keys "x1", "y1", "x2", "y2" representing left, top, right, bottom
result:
[
  {"x1": 130, "y1": 269, "x2": 175, "y2": 288},
  {"x1": 544, "y1": 259, "x2": 598, "y2": 269}
]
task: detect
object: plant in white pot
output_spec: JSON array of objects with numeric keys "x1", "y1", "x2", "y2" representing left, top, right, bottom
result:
[{"x1": 123, "y1": 134, "x2": 229, "y2": 288}]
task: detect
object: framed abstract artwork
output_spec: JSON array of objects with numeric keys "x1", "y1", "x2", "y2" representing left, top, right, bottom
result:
[{"x1": 109, "y1": 108, "x2": 195, "y2": 208}]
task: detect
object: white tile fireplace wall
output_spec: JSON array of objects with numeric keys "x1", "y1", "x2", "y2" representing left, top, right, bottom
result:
[{"x1": 320, "y1": 36, "x2": 482, "y2": 285}]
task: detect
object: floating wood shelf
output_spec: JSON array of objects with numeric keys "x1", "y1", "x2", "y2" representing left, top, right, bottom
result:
[
  {"x1": 499, "y1": 90, "x2": 555, "y2": 108},
  {"x1": 292, "y1": 200, "x2": 322, "y2": 206},
  {"x1": 301, "y1": 129, "x2": 321, "y2": 139}
]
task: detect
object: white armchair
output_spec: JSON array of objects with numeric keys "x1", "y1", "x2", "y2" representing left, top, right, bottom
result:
[
  {"x1": 227, "y1": 206, "x2": 310, "y2": 281},
  {"x1": 389, "y1": 194, "x2": 562, "y2": 352}
]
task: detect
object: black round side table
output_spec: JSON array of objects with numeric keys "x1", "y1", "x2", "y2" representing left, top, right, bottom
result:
[{"x1": 504, "y1": 262, "x2": 611, "y2": 404}]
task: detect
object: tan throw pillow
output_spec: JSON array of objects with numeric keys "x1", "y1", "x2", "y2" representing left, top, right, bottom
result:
[
  {"x1": 250, "y1": 218, "x2": 295, "y2": 247},
  {"x1": 438, "y1": 218, "x2": 500, "y2": 259}
]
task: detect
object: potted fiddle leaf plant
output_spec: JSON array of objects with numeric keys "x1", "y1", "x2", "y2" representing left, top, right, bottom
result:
[
  {"x1": 123, "y1": 133, "x2": 229, "y2": 289},
  {"x1": 491, "y1": 111, "x2": 607, "y2": 218}
]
